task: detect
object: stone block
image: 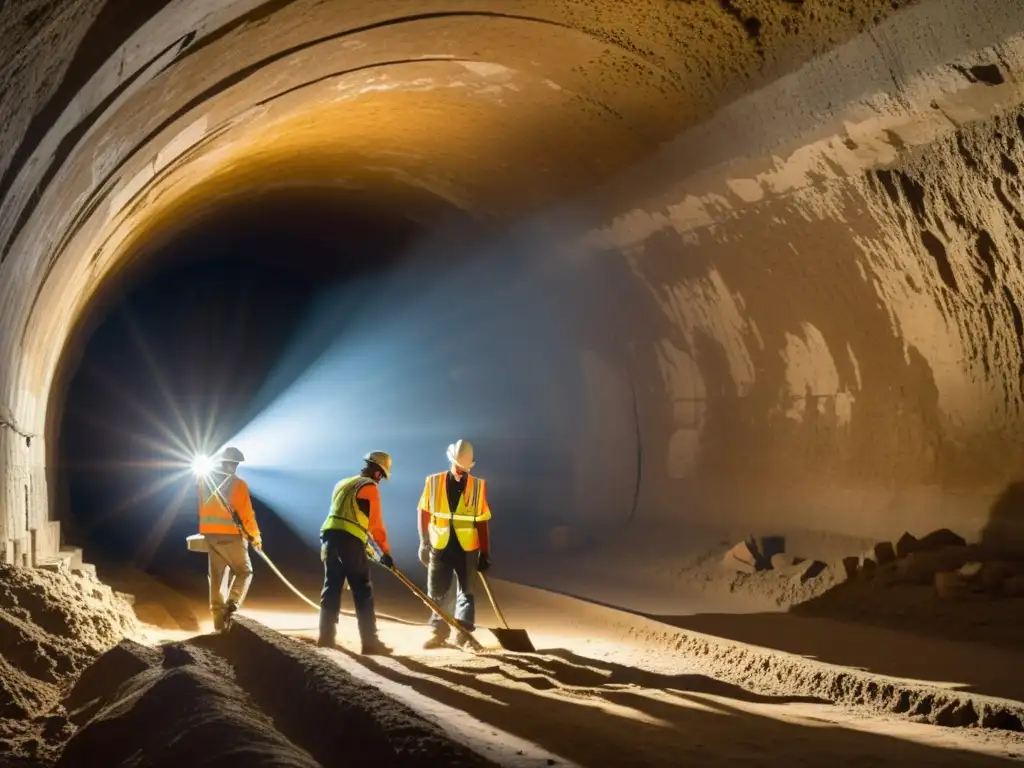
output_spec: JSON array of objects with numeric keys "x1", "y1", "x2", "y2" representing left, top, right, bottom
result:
[
  {"x1": 840, "y1": 556, "x2": 860, "y2": 579},
  {"x1": 896, "y1": 532, "x2": 918, "y2": 558},
  {"x1": 871, "y1": 541, "x2": 897, "y2": 566},
  {"x1": 916, "y1": 528, "x2": 967, "y2": 553}
]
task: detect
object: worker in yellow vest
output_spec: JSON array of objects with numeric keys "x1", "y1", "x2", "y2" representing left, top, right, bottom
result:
[
  {"x1": 318, "y1": 451, "x2": 394, "y2": 655},
  {"x1": 196, "y1": 446, "x2": 262, "y2": 631},
  {"x1": 417, "y1": 439, "x2": 492, "y2": 649}
]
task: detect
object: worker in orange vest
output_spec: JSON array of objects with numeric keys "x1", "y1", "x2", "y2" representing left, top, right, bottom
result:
[
  {"x1": 197, "y1": 446, "x2": 262, "y2": 631},
  {"x1": 418, "y1": 439, "x2": 492, "y2": 649}
]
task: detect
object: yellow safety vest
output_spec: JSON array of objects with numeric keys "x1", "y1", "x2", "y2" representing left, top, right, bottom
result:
[
  {"x1": 422, "y1": 472, "x2": 489, "y2": 551},
  {"x1": 321, "y1": 476, "x2": 375, "y2": 543}
]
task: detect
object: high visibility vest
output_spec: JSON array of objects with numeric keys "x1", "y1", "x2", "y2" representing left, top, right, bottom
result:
[
  {"x1": 423, "y1": 472, "x2": 489, "y2": 551},
  {"x1": 198, "y1": 474, "x2": 242, "y2": 535},
  {"x1": 321, "y1": 476, "x2": 375, "y2": 543}
]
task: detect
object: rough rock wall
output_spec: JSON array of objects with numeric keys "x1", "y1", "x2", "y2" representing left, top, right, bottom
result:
[{"x1": 584, "y1": 0, "x2": 1024, "y2": 544}]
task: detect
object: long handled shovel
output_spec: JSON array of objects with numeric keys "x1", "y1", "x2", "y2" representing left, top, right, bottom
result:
[
  {"x1": 384, "y1": 564, "x2": 484, "y2": 651},
  {"x1": 479, "y1": 573, "x2": 536, "y2": 652},
  {"x1": 363, "y1": 543, "x2": 483, "y2": 651}
]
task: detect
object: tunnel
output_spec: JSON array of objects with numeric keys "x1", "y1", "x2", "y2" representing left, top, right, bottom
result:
[
  {"x1": 5, "y1": 0, "x2": 1024, "y2": 764},
  {"x1": 2, "y1": 0, "x2": 1024, "y2": 573}
]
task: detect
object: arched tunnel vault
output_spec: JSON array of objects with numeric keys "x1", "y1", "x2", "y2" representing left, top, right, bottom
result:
[{"x1": 11, "y1": 0, "x2": 1024, "y2": 569}]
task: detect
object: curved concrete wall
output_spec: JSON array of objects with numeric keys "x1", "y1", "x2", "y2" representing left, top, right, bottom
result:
[{"x1": 2, "y1": 0, "x2": 1023, "y2": 564}]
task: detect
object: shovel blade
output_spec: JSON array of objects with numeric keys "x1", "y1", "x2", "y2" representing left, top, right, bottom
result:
[{"x1": 488, "y1": 627, "x2": 536, "y2": 653}]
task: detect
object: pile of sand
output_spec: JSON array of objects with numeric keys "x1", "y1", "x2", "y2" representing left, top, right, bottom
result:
[{"x1": 0, "y1": 563, "x2": 138, "y2": 764}]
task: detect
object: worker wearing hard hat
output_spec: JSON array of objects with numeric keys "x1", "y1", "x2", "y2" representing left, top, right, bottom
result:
[
  {"x1": 197, "y1": 446, "x2": 262, "y2": 632},
  {"x1": 317, "y1": 451, "x2": 395, "y2": 655},
  {"x1": 418, "y1": 439, "x2": 493, "y2": 649}
]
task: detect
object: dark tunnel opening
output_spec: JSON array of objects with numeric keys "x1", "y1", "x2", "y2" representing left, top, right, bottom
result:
[{"x1": 53, "y1": 184, "x2": 643, "y2": 603}]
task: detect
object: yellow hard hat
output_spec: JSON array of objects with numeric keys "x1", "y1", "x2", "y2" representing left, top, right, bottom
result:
[{"x1": 364, "y1": 451, "x2": 392, "y2": 479}]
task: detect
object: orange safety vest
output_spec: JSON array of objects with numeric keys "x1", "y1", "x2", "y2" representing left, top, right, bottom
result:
[
  {"x1": 421, "y1": 472, "x2": 491, "y2": 551},
  {"x1": 197, "y1": 474, "x2": 251, "y2": 536}
]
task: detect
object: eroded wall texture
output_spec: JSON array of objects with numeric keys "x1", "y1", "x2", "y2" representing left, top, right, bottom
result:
[{"x1": 1, "y1": 0, "x2": 1023, "y2": 565}]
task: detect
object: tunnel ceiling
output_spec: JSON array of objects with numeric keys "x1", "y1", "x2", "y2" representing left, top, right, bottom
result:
[{"x1": 0, "y1": 0, "x2": 915, "y2": 417}]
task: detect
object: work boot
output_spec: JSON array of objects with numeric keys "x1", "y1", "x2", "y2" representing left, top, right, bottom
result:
[
  {"x1": 361, "y1": 637, "x2": 394, "y2": 656},
  {"x1": 211, "y1": 611, "x2": 225, "y2": 633},
  {"x1": 317, "y1": 611, "x2": 337, "y2": 648},
  {"x1": 454, "y1": 631, "x2": 476, "y2": 649},
  {"x1": 221, "y1": 602, "x2": 238, "y2": 631},
  {"x1": 422, "y1": 629, "x2": 447, "y2": 650}
]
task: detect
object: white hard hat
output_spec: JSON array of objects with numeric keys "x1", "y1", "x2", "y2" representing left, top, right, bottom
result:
[
  {"x1": 364, "y1": 450, "x2": 392, "y2": 479},
  {"x1": 446, "y1": 439, "x2": 475, "y2": 471},
  {"x1": 219, "y1": 446, "x2": 245, "y2": 463}
]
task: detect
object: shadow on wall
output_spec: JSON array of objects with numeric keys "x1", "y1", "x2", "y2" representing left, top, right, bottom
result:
[{"x1": 982, "y1": 481, "x2": 1024, "y2": 554}]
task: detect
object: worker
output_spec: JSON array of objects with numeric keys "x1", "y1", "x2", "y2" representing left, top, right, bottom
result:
[
  {"x1": 418, "y1": 439, "x2": 492, "y2": 649},
  {"x1": 197, "y1": 446, "x2": 262, "y2": 632},
  {"x1": 318, "y1": 450, "x2": 395, "y2": 655}
]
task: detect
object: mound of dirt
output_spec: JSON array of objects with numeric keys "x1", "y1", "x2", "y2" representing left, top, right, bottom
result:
[
  {"x1": 57, "y1": 618, "x2": 496, "y2": 768},
  {"x1": 0, "y1": 563, "x2": 139, "y2": 764},
  {"x1": 212, "y1": 618, "x2": 495, "y2": 767},
  {"x1": 57, "y1": 644, "x2": 321, "y2": 768}
]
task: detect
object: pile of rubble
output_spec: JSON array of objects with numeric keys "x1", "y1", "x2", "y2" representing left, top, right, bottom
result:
[{"x1": 713, "y1": 528, "x2": 1024, "y2": 647}]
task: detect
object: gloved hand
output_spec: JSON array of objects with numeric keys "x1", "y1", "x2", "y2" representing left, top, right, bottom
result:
[
  {"x1": 418, "y1": 542, "x2": 431, "y2": 567},
  {"x1": 252, "y1": 536, "x2": 263, "y2": 552},
  {"x1": 379, "y1": 553, "x2": 394, "y2": 569},
  {"x1": 478, "y1": 552, "x2": 492, "y2": 573}
]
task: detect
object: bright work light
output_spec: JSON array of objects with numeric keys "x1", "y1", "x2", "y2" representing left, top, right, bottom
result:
[{"x1": 190, "y1": 454, "x2": 215, "y2": 478}]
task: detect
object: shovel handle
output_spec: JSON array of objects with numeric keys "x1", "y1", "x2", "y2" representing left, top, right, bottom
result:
[
  {"x1": 373, "y1": 550, "x2": 482, "y2": 650},
  {"x1": 478, "y1": 573, "x2": 510, "y2": 630}
]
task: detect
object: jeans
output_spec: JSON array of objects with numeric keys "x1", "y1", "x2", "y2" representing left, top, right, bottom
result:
[
  {"x1": 320, "y1": 529, "x2": 377, "y2": 642},
  {"x1": 427, "y1": 546, "x2": 478, "y2": 638}
]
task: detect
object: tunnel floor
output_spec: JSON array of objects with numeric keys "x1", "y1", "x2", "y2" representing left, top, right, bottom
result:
[{"x1": 3, "y1": 556, "x2": 1015, "y2": 768}]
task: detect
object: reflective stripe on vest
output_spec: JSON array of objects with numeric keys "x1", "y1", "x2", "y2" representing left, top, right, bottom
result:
[
  {"x1": 321, "y1": 476, "x2": 374, "y2": 543},
  {"x1": 425, "y1": 473, "x2": 485, "y2": 551},
  {"x1": 198, "y1": 474, "x2": 240, "y2": 534}
]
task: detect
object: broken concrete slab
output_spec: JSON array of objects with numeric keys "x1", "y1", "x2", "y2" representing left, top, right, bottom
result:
[{"x1": 721, "y1": 538, "x2": 763, "y2": 574}]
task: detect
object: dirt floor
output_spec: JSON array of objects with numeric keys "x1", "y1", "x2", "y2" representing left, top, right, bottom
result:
[{"x1": 7, "y1": 533, "x2": 1024, "y2": 766}]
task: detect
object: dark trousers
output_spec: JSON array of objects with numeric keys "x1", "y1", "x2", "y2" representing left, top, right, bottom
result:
[
  {"x1": 427, "y1": 546, "x2": 478, "y2": 638},
  {"x1": 320, "y1": 529, "x2": 377, "y2": 642}
]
